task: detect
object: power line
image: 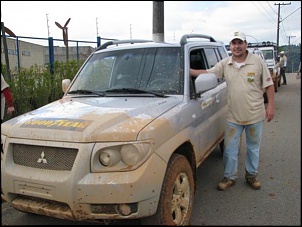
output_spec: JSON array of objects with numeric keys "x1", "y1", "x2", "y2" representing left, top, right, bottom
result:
[
  {"x1": 266, "y1": 1, "x2": 277, "y2": 15},
  {"x1": 281, "y1": 6, "x2": 301, "y2": 22},
  {"x1": 291, "y1": 36, "x2": 301, "y2": 45},
  {"x1": 251, "y1": 1, "x2": 275, "y2": 25},
  {"x1": 279, "y1": 5, "x2": 301, "y2": 47},
  {"x1": 257, "y1": 1, "x2": 277, "y2": 23}
]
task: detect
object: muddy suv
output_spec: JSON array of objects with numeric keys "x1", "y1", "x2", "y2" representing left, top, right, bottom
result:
[{"x1": 1, "y1": 34, "x2": 228, "y2": 225}]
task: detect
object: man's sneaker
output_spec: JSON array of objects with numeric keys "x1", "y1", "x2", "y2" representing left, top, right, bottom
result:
[
  {"x1": 245, "y1": 173, "x2": 261, "y2": 190},
  {"x1": 217, "y1": 177, "x2": 236, "y2": 190}
]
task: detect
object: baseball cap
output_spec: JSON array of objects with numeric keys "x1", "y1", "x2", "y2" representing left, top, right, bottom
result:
[
  {"x1": 280, "y1": 51, "x2": 285, "y2": 54},
  {"x1": 230, "y1": 31, "x2": 246, "y2": 42}
]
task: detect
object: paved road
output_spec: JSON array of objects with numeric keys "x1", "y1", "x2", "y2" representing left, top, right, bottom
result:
[
  {"x1": 2, "y1": 73, "x2": 301, "y2": 226},
  {"x1": 190, "y1": 73, "x2": 301, "y2": 226}
]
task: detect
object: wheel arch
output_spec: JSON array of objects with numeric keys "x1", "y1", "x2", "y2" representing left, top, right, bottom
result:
[{"x1": 174, "y1": 142, "x2": 197, "y2": 193}]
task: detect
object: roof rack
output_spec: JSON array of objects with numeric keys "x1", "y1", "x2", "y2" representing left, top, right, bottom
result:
[
  {"x1": 225, "y1": 41, "x2": 277, "y2": 51},
  {"x1": 96, "y1": 39, "x2": 153, "y2": 51},
  {"x1": 247, "y1": 41, "x2": 277, "y2": 48},
  {"x1": 180, "y1": 34, "x2": 216, "y2": 45}
]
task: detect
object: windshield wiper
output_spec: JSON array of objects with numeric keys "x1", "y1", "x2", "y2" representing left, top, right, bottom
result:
[
  {"x1": 105, "y1": 88, "x2": 166, "y2": 97},
  {"x1": 67, "y1": 89, "x2": 105, "y2": 96}
]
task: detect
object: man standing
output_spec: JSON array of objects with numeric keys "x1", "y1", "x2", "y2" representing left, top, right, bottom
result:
[
  {"x1": 190, "y1": 31, "x2": 275, "y2": 191},
  {"x1": 279, "y1": 51, "x2": 287, "y2": 85}
]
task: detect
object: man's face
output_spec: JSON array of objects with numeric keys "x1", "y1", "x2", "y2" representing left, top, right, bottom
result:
[{"x1": 230, "y1": 39, "x2": 247, "y2": 58}]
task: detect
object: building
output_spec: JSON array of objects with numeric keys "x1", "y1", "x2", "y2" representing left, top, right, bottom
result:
[{"x1": 1, "y1": 37, "x2": 96, "y2": 72}]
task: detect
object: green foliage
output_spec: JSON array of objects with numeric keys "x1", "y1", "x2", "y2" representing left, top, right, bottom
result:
[
  {"x1": 279, "y1": 44, "x2": 301, "y2": 72},
  {"x1": 1, "y1": 60, "x2": 84, "y2": 122}
]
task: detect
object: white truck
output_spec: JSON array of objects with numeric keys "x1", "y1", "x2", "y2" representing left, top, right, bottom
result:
[
  {"x1": 1, "y1": 34, "x2": 228, "y2": 225},
  {"x1": 249, "y1": 42, "x2": 281, "y2": 92}
]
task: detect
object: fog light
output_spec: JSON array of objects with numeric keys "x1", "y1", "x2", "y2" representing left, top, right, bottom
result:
[{"x1": 117, "y1": 204, "x2": 132, "y2": 216}]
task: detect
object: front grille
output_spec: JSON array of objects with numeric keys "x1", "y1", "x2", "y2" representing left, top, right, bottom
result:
[{"x1": 13, "y1": 144, "x2": 78, "y2": 171}]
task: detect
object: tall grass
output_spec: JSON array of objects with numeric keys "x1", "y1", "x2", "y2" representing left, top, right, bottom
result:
[{"x1": 1, "y1": 60, "x2": 84, "y2": 121}]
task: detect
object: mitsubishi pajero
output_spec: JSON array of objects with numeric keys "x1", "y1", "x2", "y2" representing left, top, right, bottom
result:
[{"x1": 1, "y1": 34, "x2": 228, "y2": 225}]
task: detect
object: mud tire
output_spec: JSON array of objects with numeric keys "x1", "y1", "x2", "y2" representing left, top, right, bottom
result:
[{"x1": 141, "y1": 154, "x2": 195, "y2": 226}]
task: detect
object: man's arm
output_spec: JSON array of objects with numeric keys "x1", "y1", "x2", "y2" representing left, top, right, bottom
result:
[
  {"x1": 189, "y1": 69, "x2": 208, "y2": 77},
  {"x1": 265, "y1": 85, "x2": 275, "y2": 122},
  {"x1": 2, "y1": 87, "x2": 15, "y2": 115},
  {"x1": 2, "y1": 87, "x2": 14, "y2": 107}
]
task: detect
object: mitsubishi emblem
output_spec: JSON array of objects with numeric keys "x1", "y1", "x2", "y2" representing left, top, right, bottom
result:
[{"x1": 37, "y1": 151, "x2": 48, "y2": 164}]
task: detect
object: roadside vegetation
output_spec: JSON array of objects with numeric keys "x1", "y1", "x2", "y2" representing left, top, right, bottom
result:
[{"x1": 1, "y1": 60, "x2": 84, "y2": 121}]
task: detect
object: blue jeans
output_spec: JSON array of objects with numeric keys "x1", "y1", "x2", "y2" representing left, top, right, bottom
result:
[
  {"x1": 281, "y1": 67, "x2": 287, "y2": 84},
  {"x1": 223, "y1": 121, "x2": 264, "y2": 180}
]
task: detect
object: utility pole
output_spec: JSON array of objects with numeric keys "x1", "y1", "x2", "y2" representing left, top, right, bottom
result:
[
  {"x1": 96, "y1": 18, "x2": 99, "y2": 37},
  {"x1": 275, "y1": 2, "x2": 291, "y2": 52},
  {"x1": 130, "y1": 24, "x2": 132, "y2": 39},
  {"x1": 287, "y1": 35, "x2": 295, "y2": 55},
  {"x1": 287, "y1": 35, "x2": 296, "y2": 72},
  {"x1": 153, "y1": 1, "x2": 164, "y2": 42},
  {"x1": 46, "y1": 14, "x2": 50, "y2": 37}
]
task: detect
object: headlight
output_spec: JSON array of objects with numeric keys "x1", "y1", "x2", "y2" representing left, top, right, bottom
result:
[
  {"x1": 99, "y1": 148, "x2": 121, "y2": 167},
  {"x1": 120, "y1": 144, "x2": 140, "y2": 166},
  {"x1": 91, "y1": 142, "x2": 152, "y2": 172}
]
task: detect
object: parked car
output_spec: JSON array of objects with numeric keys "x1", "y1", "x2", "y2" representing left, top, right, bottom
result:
[
  {"x1": 248, "y1": 48, "x2": 266, "y2": 63},
  {"x1": 1, "y1": 34, "x2": 228, "y2": 225}
]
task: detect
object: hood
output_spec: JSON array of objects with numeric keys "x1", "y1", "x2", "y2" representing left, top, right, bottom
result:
[{"x1": 2, "y1": 96, "x2": 182, "y2": 142}]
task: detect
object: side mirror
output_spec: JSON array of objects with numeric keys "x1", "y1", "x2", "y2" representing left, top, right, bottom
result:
[
  {"x1": 62, "y1": 79, "x2": 71, "y2": 93},
  {"x1": 195, "y1": 73, "x2": 218, "y2": 93}
]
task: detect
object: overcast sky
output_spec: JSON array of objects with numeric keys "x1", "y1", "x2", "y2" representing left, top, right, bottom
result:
[{"x1": 1, "y1": 1, "x2": 301, "y2": 47}]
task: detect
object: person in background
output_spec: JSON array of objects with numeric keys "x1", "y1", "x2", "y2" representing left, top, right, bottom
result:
[
  {"x1": 297, "y1": 62, "x2": 301, "y2": 79},
  {"x1": 279, "y1": 51, "x2": 287, "y2": 85},
  {"x1": 1, "y1": 74, "x2": 15, "y2": 124},
  {"x1": 190, "y1": 31, "x2": 275, "y2": 191}
]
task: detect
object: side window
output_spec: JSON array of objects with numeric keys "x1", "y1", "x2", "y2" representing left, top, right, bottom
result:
[
  {"x1": 204, "y1": 48, "x2": 219, "y2": 68},
  {"x1": 189, "y1": 48, "x2": 208, "y2": 98},
  {"x1": 190, "y1": 49, "x2": 206, "y2": 70},
  {"x1": 218, "y1": 46, "x2": 228, "y2": 59},
  {"x1": 204, "y1": 47, "x2": 226, "y2": 83}
]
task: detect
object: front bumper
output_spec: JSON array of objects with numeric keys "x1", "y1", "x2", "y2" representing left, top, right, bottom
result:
[{"x1": 1, "y1": 138, "x2": 167, "y2": 221}]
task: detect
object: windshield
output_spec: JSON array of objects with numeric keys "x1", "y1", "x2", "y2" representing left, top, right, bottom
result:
[
  {"x1": 68, "y1": 47, "x2": 183, "y2": 95},
  {"x1": 261, "y1": 50, "x2": 274, "y2": 60}
]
